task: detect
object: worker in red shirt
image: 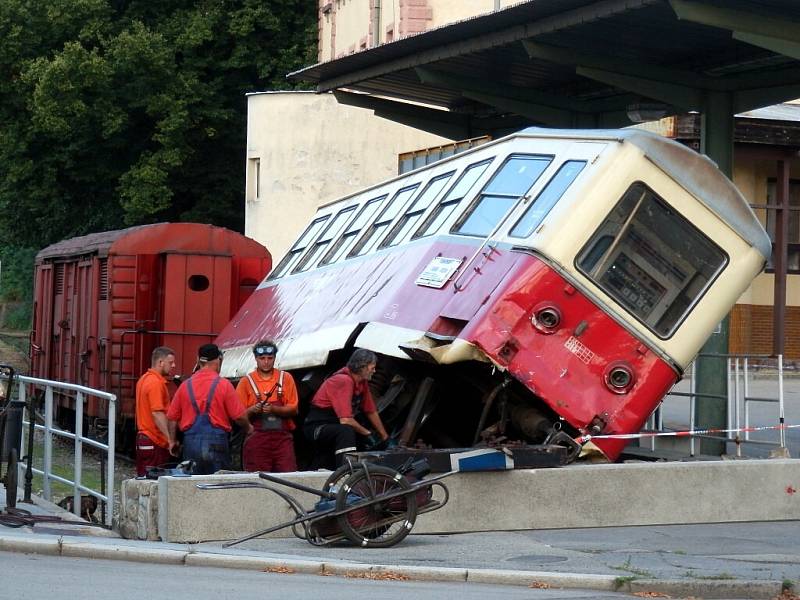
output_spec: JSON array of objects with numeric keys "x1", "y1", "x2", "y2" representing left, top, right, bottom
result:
[
  {"x1": 167, "y1": 344, "x2": 252, "y2": 474},
  {"x1": 303, "y1": 348, "x2": 389, "y2": 469},
  {"x1": 236, "y1": 340, "x2": 299, "y2": 472},
  {"x1": 134, "y1": 346, "x2": 176, "y2": 476}
]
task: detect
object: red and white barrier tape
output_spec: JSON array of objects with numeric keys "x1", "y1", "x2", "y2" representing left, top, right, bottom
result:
[{"x1": 578, "y1": 423, "x2": 800, "y2": 443}]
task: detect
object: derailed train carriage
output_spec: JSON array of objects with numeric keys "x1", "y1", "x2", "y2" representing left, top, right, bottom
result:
[{"x1": 216, "y1": 128, "x2": 771, "y2": 463}]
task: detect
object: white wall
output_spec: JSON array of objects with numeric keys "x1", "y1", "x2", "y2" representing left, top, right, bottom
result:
[{"x1": 245, "y1": 91, "x2": 448, "y2": 261}]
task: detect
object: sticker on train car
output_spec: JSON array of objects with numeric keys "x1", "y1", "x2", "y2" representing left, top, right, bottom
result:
[{"x1": 415, "y1": 257, "x2": 463, "y2": 288}]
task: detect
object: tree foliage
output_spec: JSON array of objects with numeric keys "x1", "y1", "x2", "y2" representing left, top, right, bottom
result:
[{"x1": 0, "y1": 0, "x2": 316, "y2": 247}]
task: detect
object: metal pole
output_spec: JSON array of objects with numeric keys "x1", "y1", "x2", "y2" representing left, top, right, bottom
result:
[
  {"x1": 744, "y1": 357, "x2": 751, "y2": 442},
  {"x1": 733, "y1": 358, "x2": 741, "y2": 457},
  {"x1": 21, "y1": 384, "x2": 34, "y2": 503},
  {"x1": 73, "y1": 391, "x2": 84, "y2": 520},
  {"x1": 778, "y1": 355, "x2": 786, "y2": 448},
  {"x1": 106, "y1": 395, "x2": 116, "y2": 528},
  {"x1": 43, "y1": 386, "x2": 53, "y2": 501},
  {"x1": 689, "y1": 363, "x2": 696, "y2": 457}
]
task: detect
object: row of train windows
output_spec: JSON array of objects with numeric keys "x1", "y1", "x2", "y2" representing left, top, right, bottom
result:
[{"x1": 271, "y1": 153, "x2": 588, "y2": 279}]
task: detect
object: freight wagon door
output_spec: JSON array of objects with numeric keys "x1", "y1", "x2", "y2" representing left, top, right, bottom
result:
[{"x1": 161, "y1": 253, "x2": 232, "y2": 377}]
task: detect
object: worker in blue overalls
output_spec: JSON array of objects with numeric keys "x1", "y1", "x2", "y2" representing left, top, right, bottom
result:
[{"x1": 167, "y1": 344, "x2": 253, "y2": 474}]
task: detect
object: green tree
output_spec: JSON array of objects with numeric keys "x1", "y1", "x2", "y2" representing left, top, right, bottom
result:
[{"x1": 0, "y1": 0, "x2": 316, "y2": 246}]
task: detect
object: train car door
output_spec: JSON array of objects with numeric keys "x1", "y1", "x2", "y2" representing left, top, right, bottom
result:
[{"x1": 160, "y1": 253, "x2": 233, "y2": 377}]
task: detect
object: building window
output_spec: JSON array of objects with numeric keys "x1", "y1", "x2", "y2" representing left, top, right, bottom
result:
[
  {"x1": 766, "y1": 178, "x2": 800, "y2": 274},
  {"x1": 248, "y1": 157, "x2": 261, "y2": 201}
]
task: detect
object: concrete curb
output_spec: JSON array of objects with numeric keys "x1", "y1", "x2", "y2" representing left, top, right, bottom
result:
[
  {"x1": 0, "y1": 532, "x2": 788, "y2": 598},
  {"x1": 628, "y1": 578, "x2": 785, "y2": 599}
]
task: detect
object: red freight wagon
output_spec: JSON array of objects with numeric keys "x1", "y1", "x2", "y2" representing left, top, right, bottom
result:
[{"x1": 31, "y1": 223, "x2": 271, "y2": 448}]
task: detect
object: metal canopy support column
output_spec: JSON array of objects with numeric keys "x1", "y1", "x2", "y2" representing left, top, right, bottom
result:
[
  {"x1": 773, "y1": 159, "x2": 789, "y2": 356},
  {"x1": 694, "y1": 91, "x2": 734, "y2": 456}
]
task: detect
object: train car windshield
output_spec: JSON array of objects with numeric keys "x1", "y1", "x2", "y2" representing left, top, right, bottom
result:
[
  {"x1": 577, "y1": 182, "x2": 728, "y2": 338},
  {"x1": 510, "y1": 160, "x2": 587, "y2": 238},
  {"x1": 270, "y1": 216, "x2": 330, "y2": 278},
  {"x1": 453, "y1": 154, "x2": 551, "y2": 237}
]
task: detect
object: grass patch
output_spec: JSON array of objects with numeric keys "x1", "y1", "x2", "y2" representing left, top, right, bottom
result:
[
  {"x1": 613, "y1": 575, "x2": 637, "y2": 591},
  {"x1": 611, "y1": 556, "x2": 654, "y2": 578}
]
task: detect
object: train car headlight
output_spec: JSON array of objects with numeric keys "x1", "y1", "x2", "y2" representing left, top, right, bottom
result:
[
  {"x1": 531, "y1": 304, "x2": 561, "y2": 334},
  {"x1": 604, "y1": 363, "x2": 635, "y2": 394}
]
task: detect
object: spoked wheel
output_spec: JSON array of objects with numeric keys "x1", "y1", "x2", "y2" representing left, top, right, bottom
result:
[
  {"x1": 5, "y1": 448, "x2": 18, "y2": 509},
  {"x1": 335, "y1": 465, "x2": 417, "y2": 548}
]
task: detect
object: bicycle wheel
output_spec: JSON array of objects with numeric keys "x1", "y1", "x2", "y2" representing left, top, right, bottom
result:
[{"x1": 335, "y1": 465, "x2": 417, "y2": 548}]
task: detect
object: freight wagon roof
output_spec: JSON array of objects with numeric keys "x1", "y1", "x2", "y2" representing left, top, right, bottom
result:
[{"x1": 36, "y1": 223, "x2": 270, "y2": 262}]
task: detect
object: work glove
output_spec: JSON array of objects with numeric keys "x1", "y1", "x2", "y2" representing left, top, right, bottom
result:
[{"x1": 364, "y1": 432, "x2": 381, "y2": 450}]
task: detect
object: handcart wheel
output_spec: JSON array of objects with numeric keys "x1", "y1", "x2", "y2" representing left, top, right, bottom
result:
[
  {"x1": 335, "y1": 465, "x2": 417, "y2": 548},
  {"x1": 5, "y1": 448, "x2": 18, "y2": 508}
]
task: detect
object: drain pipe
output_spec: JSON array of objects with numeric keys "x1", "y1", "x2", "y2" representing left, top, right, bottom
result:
[{"x1": 372, "y1": 0, "x2": 381, "y2": 47}]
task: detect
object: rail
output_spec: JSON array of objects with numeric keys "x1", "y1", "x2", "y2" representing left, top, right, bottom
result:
[
  {"x1": 645, "y1": 354, "x2": 788, "y2": 457},
  {"x1": 15, "y1": 375, "x2": 116, "y2": 527}
]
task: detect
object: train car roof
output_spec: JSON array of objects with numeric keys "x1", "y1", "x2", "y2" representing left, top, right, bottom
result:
[
  {"x1": 36, "y1": 222, "x2": 270, "y2": 262},
  {"x1": 517, "y1": 127, "x2": 772, "y2": 260},
  {"x1": 319, "y1": 127, "x2": 771, "y2": 260}
]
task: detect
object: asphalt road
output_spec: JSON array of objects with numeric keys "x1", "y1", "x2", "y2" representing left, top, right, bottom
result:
[{"x1": 0, "y1": 551, "x2": 635, "y2": 600}]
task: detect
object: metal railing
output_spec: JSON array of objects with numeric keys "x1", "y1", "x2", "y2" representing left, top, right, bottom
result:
[
  {"x1": 646, "y1": 354, "x2": 787, "y2": 457},
  {"x1": 15, "y1": 376, "x2": 116, "y2": 527}
]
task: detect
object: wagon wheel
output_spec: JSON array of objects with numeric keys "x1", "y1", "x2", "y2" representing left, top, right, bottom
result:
[
  {"x1": 5, "y1": 448, "x2": 18, "y2": 509},
  {"x1": 335, "y1": 465, "x2": 417, "y2": 548}
]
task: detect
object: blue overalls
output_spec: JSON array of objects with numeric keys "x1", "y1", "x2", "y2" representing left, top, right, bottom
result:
[{"x1": 182, "y1": 377, "x2": 230, "y2": 475}]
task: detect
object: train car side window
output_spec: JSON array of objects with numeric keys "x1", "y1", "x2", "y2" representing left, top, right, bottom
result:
[
  {"x1": 294, "y1": 207, "x2": 356, "y2": 273},
  {"x1": 270, "y1": 216, "x2": 330, "y2": 278},
  {"x1": 577, "y1": 182, "x2": 728, "y2": 338},
  {"x1": 320, "y1": 195, "x2": 388, "y2": 265},
  {"x1": 414, "y1": 159, "x2": 493, "y2": 239},
  {"x1": 509, "y1": 160, "x2": 587, "y2": 238},
  {"x1": 350, "y1": 184, "x2": 420, "y2": 257},
  {"x1": 382, "y1": 172, "x2": 453, "y2": 248},
  {"x1": 453, "y1": 155, "x2": 551, "y2": 237}
]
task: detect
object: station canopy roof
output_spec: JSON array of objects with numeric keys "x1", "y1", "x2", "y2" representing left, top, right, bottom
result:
[{"x1": 289, "y1": 0, "x2": 800, "y2": 139}]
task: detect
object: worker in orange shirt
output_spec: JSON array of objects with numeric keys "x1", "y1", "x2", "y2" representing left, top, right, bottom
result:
[
  {"x1": 135, "y1": 346, "x2": 176, "y2": 476},
  {"x1": 236, "y1": 340, "x2": 299, "y2": 472}
]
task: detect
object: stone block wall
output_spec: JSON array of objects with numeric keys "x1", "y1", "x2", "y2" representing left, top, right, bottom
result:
[{"x1": 118, "y1": 478, "x2": 160, "y2": 541}]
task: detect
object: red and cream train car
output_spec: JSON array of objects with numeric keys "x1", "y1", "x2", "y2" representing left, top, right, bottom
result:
[
  {"x1": 32, "y1": 223, "x2": 271, "y2": 445},
  {"x1": 216, "y1": 128, "x2": 770, "y2": 461}
]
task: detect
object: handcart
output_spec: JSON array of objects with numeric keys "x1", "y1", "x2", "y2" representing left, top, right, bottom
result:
[{"x1": 197, "y1": 459, "x2": 452, "y2": 548}]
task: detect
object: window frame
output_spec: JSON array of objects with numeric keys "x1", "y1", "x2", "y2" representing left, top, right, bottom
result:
[
  {"x1": 412, "y1": 158, "x2": 494, "y2": 240},
  {"x1": 348, "y1": 183, "x2": 420, "y2": 258},
  {"x1": 509, "y1": 159, "x2": 587, "y2": 239},
  {"x1": 380, "y1": 171, "x2": 455, "y2": 249},
  {"x1": 319, "y1": 194, "x2": 389, "y2": 266},
  {"x1": 575, "y1": 181, "x2": 729, "y2": 339},
  {"x1": 451, "y1": 153, "x2": 553, "y2": 238},
  {"x1": 269, "y1": 215, "x2": 331, "y2": 279},
  {"x1": 292, "y1": 206, "x2": 357, "y2": 273}
]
